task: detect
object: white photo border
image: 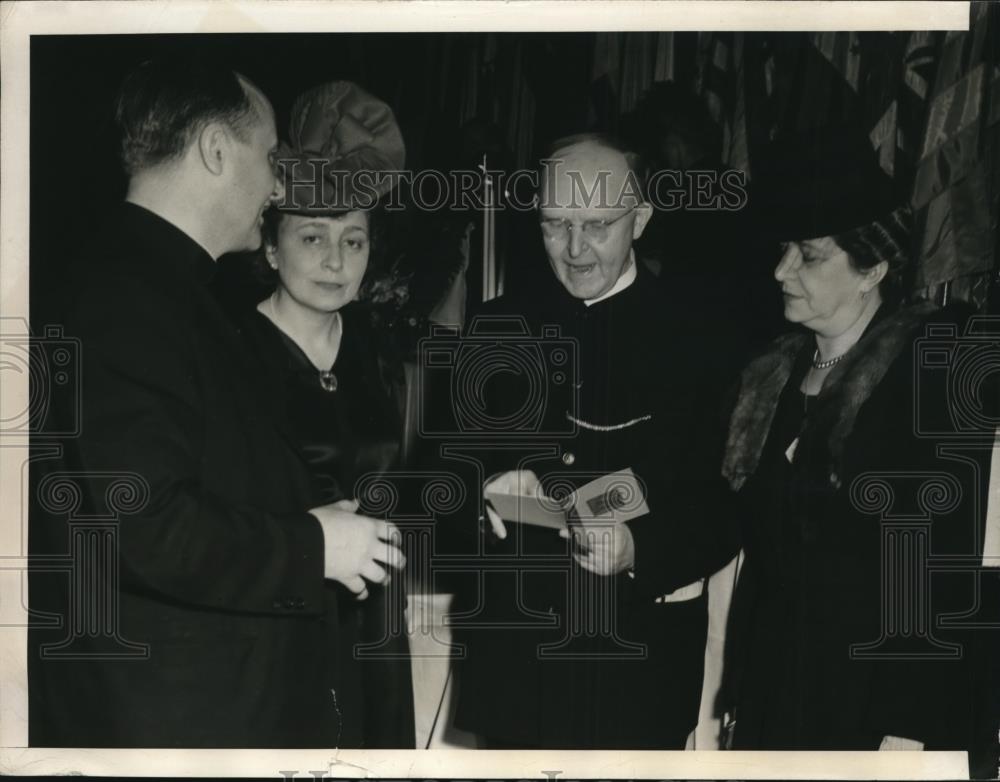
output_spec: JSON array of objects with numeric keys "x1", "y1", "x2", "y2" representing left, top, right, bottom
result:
[{"x1": 0, "y1": 1, "x2": 973, "y2": 778}]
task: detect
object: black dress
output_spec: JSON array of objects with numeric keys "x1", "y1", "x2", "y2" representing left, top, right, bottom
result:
[
  {"x1": 724, "y1": 306, "x2": 982, "y2": 751},
  {"x1": 729, "y1": 356, "x2": 831, "y2": 749},
  {"x1": 242, "y1": 302, "x2": 416, "y2": 749}
]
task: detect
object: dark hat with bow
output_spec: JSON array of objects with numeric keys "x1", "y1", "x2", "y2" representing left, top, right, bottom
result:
[
  {"x1": 274, "y1": 80, "x2": 406, "y2": 214},
  {"x1": 750, "y1": 123, "x2": 899, "y2": 241}
]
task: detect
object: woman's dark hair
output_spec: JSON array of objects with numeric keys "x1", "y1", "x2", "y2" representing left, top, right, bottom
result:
[
  {"x1": 833, "y1": 205, "x2": 913, "y2": 306},
  {"x1": 254, "y1": 204, "x2": 385, "y2": 288},
  {"x1": 114, "y1": 56, "x2": 260, "y2": 175}
]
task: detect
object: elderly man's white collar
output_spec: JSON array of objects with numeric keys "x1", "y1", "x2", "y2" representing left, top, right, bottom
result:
[{"x1": 584, "y1": 251, "x2": 637, "y2": 307}]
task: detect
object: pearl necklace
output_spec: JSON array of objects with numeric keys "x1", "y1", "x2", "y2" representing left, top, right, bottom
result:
[{"x1": 811, "y1": 348, "x2": 849, "y2": 370}]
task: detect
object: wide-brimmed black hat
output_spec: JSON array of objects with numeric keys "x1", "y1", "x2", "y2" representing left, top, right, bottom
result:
[
  {"x1": 274, "y1": 80, "x2": 406, "y2": 214},
  {"x1": 750, "y1": 123, "x2": 898, "y2": 241}
]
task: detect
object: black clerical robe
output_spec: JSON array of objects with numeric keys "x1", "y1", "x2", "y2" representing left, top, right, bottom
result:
[
  {"x1": 29, "y1": 203, "x2": 340, "y2": 747},
  {"x1": 450, "y1": 264, "x2": 739, "y2": 748}
]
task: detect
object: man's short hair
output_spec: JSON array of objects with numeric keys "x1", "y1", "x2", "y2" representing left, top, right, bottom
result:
[
  {"x1": 114, "y1": 57, "x2": 260, "y2": 175},
  {"x1": 537, "y1": 132, "x2": 647, "y2": 203}
]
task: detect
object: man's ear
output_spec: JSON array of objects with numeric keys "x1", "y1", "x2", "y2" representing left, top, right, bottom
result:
[
  {"x1": 632, "y1": 202, "x2": 654, "y2": 241},
  {"x1": 197, "y1": 122, "x2": 228, "y2": 176}
]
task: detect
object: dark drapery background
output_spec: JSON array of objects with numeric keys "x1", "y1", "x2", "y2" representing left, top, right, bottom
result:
[{"x1": 31, "y1": 6, "x2": 998, "y2": 331}]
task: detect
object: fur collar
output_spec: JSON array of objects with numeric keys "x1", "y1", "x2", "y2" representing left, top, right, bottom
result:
[{"x1": 722, "y1": 302, "x2": 938, "y2": 491}]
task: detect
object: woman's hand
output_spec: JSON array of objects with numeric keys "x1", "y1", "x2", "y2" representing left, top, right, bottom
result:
[
  {"x1": 309, "y1": 498, "x2": 406, "y2": 600},
  {"x1": 483, "y1": 469, "x2": 542, "y2": 540},
  {"x1": 879, "y1": 735, "x2": 924, "y2": 750}
]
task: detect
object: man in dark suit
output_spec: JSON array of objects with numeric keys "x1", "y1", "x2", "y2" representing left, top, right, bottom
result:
[
  {"x1": 450, "y1": 134, "x2": 739, "y2": 749},
  {"x1": 28, "y1": 57, "x2": 405, "y2": 747}
]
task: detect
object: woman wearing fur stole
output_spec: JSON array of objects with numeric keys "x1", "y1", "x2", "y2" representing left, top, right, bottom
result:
[{"x1": 720, "y1": 127, "x2": 981, "y2": 752}]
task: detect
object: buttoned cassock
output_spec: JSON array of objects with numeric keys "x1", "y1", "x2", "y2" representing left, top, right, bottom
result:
[{"x1": 451, "y1": 263, "x2": 739, "y2": 748}]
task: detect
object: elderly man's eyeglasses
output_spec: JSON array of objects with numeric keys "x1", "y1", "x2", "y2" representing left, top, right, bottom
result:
[{"x1": 538, "y1": 206, "x2": 637, "y2": 243}]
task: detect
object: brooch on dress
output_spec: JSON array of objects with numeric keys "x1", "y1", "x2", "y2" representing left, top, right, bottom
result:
[{"x1": 318, "y1": 370, "x2": 338, "y2": 393}]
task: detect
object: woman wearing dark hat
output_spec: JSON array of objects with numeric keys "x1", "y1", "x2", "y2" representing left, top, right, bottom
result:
[
  {"x1": 241, "y1": 81, "x2": 415, "y2": 748},
  {"x1": 720, "y1": 126, "x2": 978, "y2": 751}
]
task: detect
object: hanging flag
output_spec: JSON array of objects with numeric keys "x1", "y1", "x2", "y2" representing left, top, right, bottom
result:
[
  {"x1": 653, "y1": 32, "x2": 675, "y2": 83},
  {"x1": 787, "y1": 31, "x2": 862, "y2": 131},
  {"x1": 458, "y1": 38, "x2": 481, "y2": 125},
  {"x1": 505, "y1": 42, "x2": 536, "y2": 171},
  {"x1": 694, "y1": 32, "x2": 750, "y2": 175},
  {"x1": 914, "y1": 61, "x2": 988, "y2": 206},
  {"x1": 903, "y1": 30, "x2": 938, "y2": 101},
  {"x1": 895, "y1": 30, "x2": 943, "y2": 181},
  {"x1": 918, "y1": 165, "x2": 995, "y2": 287},
  {"x1": 869, "y1": 99, "x2": 899, "y2": 176},
  {"x1": 592, "y1": 32, "x2": 621, "y2": 84},
  {"x1": 589, "y1": 32, "x2": 622, "y2": 131},
  {"x1": 438, "y1": 38, "x2": 453, "y2": 112},
  {"x1": 483, "y1": 33, "x2": 500, "y2": 124},
  {"x1": 913, "y1": 2, "x2": 999, "y2": 290},
  {"x1": 620, "y1": 33, "x2": 657, "y2": 114},
  {"x1": 855, "y1": 30, "x2": 941, "y2": 189},
  {"x1": 809, "y1": 32, "x2": 862, "y2": 93},
  {"x1": 698, "y1": 32, "x2": 734, "y2": 126},
  {"x1": 728, "y1": 33, "x2": 751, "y2": 176}
]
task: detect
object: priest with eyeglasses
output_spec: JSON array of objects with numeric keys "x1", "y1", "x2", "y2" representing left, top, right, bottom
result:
[{"x1": 448, "y1": 133, "x2": 740, "y2": 750}]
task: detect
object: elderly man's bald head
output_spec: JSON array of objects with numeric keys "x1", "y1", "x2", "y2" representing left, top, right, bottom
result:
[{"x1": 538, "y1": 133, "x2": 646, "y2": 211}]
